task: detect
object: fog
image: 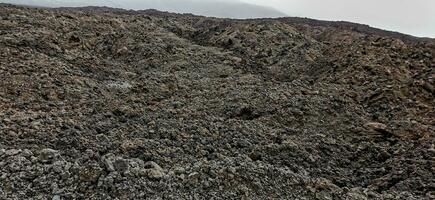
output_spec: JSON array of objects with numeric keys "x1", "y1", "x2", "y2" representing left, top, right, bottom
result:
[
  {"x1": 1, "y1": 0, "x2": 434, "y2": 37},
  {"x1": 0, "y1": 0, "x2": 286, "y2": 19},
  {"x1": 243, "y1": 0, "x2": 435, "y2": 38}
]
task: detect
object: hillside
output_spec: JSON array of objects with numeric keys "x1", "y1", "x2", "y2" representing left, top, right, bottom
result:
[
  {"x1": 0, "y1": 4, "x2": 434, "y2": 199},
  {"x1": 0, "y1": 0, "x2": 287, "y2": 18}
]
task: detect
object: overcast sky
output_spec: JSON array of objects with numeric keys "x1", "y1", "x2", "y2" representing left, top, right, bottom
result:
[
  {"x1": 241, "y1": 0, "x2": 435, "y2": 38},
  {"x1": 1, "y1": 0, "x2": 434, "y2": 37}
]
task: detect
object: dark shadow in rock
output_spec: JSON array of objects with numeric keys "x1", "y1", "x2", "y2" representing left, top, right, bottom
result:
[{"x1": 231, "y1": 107, "x2": 262, "y2": 120}]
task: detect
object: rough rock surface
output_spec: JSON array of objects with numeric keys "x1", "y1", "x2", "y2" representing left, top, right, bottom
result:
[{"x1": 0, "y1": 4, "x2": 434, "y2": 199}]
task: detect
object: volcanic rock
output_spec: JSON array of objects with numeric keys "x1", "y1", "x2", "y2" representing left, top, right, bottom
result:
[{"x1": 0, "y1": 3, "x2": 433, "y2": 199}]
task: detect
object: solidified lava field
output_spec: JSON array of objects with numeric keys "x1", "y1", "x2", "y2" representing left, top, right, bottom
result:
[{"x1": 0, "y1": 4, "x2": 434, "y2": 199}]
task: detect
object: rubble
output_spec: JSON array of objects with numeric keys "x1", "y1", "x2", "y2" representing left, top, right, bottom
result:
[{"x1": 0, "y1": 3, "x2": 433, "y2": 199}]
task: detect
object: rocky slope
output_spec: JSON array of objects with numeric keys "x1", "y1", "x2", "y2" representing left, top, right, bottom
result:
[
  {"x1": 0, "y1": 0, "x2": 287, "y2": 18},
  {"x1": 0, "y1": 4, "x2": 434, "y2": 199}
]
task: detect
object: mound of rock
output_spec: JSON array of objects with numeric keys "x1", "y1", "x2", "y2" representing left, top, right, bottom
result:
[{"x1": 0, "y1": 3, "x2": 433, "y2": 199}]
